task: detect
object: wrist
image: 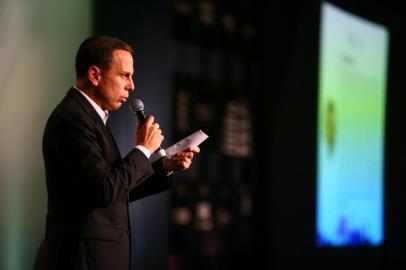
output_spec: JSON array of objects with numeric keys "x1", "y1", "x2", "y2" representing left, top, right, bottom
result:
[
  {"x1": 162, "y1": 157, "x2": 173, "y2": 175},
  {"x1": 162, "y1": 157, "x2": 169, "y2": 172},
  {"x1": 135, "y1": 145, "x2": 152, "y2": 159}
]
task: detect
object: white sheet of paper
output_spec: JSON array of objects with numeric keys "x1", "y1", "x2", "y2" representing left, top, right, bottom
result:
[{"x1": 165, "y1": 130, "x2": 209, "y2": 158}]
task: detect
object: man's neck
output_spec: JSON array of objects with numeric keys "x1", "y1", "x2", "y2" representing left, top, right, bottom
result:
[
  {"x1": 73, "y1": 84, "x2": 109, "y2": 125},
  {"x1": 75, "y1": 80, "x2": 103, "y2": 109}
]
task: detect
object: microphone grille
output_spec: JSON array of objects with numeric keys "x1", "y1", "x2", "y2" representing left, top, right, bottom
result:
[{"x1": 130, "y1": 98, "x2": 144, "y2": 113}]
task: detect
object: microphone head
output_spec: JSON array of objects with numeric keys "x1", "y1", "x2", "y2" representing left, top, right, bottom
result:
[{"x1": 130, "y1": 98, "x2": 144, "y2": 113}]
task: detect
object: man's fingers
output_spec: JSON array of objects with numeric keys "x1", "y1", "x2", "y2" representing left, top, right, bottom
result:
[
  {"x1": 179, "y1": 160, "x2": 191, "y2": 170},
  {"x1": 174, "y1": 149, "x2": 198, "y2": 158},
  {"x1": 176, "y1": 152, "x2": 193, "y2": 158},
  {"x1": 186, "y1": 146, "x2": 200, "y2": 153},
  {"x1": 171, "y1": 157, "x2": 191, "y2": 166},
  {"x1": 155, "y1": 126, "x2": 162, "y2": 135},
  {"x1": 166, "y1": 146, "x2": 200, "y2": 171},
  {"x1": 145, "y1": 115, "x2": 154, "y2": 125}
]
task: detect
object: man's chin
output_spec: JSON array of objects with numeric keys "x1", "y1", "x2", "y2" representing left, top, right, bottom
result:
[{"x1": 110, "y1": 102, "x2": 123, "y2": 110}]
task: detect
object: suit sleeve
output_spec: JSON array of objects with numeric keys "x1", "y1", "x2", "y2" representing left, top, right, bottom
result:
[
  {"x1": 53, "y1": 113, "x2": 155, "y2": 208},
  {"x1": 128, "y1": 158, "x2": 175, "y2": 202}
]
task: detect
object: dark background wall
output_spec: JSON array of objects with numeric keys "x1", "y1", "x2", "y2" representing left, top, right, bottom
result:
[{"x1": 93, "y1": 0, "x2": 406, "y2": 269}]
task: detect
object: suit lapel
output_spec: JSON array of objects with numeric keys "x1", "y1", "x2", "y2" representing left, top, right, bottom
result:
[
  {"x1": 67, "y1": 87, "x2": 121, "y2": 158},
  {"x1": 105, "y1": 125, "x2": 121, "y2": 157},
  {"x1": 66, "y1": 87, "x2": 103, "y2": 125}
]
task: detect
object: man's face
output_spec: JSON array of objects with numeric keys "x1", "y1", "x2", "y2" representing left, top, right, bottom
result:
[{"x1": 96, "y1": 49, "x2": 135, "y2": 110}]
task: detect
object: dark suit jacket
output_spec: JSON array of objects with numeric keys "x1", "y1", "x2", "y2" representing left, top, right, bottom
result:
[{"x1": 34, "y1": 88, "x2": 173, "y2": 270}]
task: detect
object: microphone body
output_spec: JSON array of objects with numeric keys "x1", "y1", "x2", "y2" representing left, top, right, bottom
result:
[
  {"x1": 130, "y1": 98, "x2": 166, "y2": 157},
  {"x1": 136, "y1": 110, "x2": 148, "y2": 124}
]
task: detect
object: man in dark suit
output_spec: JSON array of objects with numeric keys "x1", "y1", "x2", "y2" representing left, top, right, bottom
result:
[{"x1": 34, "y1": 36, "x2": 200, "y2": 270}]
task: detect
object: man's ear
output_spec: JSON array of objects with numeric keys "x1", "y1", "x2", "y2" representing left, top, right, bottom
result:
[{"x1": 88, "y1": 66, "x2": 101, "y2": 86}]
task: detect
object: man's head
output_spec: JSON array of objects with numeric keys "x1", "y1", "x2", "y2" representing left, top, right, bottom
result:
[
  {"x1": 75, "y1": 36, "x2": 135, "y2": 110},
  {"x1": 75, "y1": 36, "x2": 134, "y2": 79}
]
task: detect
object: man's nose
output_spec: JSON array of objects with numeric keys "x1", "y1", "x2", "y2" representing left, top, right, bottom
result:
[{"x1": 128, "y1": 77, "x2": 135, "y2": 91}]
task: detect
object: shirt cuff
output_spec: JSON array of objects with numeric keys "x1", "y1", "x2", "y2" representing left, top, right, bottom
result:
[{"x1": 135, "y1": 145, "x2": 152, "y2": 159}]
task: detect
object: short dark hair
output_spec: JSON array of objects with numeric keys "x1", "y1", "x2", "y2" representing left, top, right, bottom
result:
[{"x1": 75, "y1": 36, "x2": 134, "y2": 79}]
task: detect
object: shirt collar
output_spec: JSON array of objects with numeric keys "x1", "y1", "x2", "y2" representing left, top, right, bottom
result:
[{"x1": 73, "y1": 86, "x2": 109, "y2": 125}]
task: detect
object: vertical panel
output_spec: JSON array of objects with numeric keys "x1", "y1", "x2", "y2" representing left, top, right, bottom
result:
[{"x1": 316, "y1": 2, "x2": 389, "y2": 247}]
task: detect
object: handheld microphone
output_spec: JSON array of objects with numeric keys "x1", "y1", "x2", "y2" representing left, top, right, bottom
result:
[
  {"x1": 130, "y1": 98, "x2": 166, "y2": 157},
  {"x1": 129, "y1": 98, "x2": 148, "y2": 124}
]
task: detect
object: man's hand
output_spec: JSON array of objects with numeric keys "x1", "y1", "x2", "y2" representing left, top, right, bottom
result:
[
  {"x1": 163, "y1": 146, "x2": 200, "y2": 172},
  {"x1": 136, "y1": 115, "x2": 164, "y2": 153}
]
